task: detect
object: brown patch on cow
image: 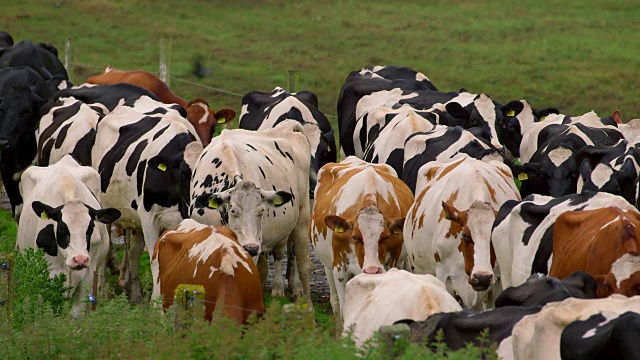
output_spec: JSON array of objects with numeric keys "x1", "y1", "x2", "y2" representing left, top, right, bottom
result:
[
  {"x1": 434, "y1": 251, "x2": 441, "y2": 263},
  {"x1": 482, "y1": 178, "x2": 498, "y2": 203},
  {"x1": 422, "y1": 167, "x2": 440, "y2": 182},
  {"x1": 436, "y1": 158, "x2": 464, "y2": 180},
  {"x1": 497, "y1": 168, "x2": 513, "y2": 180},
  {"x1": 438, "y1": 191, "x2": 459, "y2": 222}
]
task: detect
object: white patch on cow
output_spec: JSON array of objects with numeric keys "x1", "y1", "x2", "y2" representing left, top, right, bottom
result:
[
  {"x1": 371, "y1": 65, "x2": 385, "y2": 72},
  {"x1": 270, "y1": 87, "x2": 285, "y2": 97},
  {"x1": 104, "y1": 66, "x2": 114, "y2": 73},
  {"x1": 358, "y1": 207, "x2": 385, "y2": 271},
  {"x1": 446, "y1": 92, "x2": 475, "y2": 107},
  {"x1": 590, "y1": 164, "x2": 614, "y2": 188},
  {"x1": 598, "y1": 215, "x2": 622, "y2": 231},
  {"x1": 209, "y1": 265, "x2": 219, "y2": 278},
  {"x1": 187, "y1": 231, "x2": 253, "y2": 277},
  {"x1": 57, "y1": 80, "x2": 69, "y2": 90},
  {"x1": 582, "y1": 311, "x2": 621, "y2": 338},
  {"x1": 240, "y1": 104, "x2": 249, "y2": 119},
  {"x1": 548, "y1": 147, "x2": 573, "y2": 167},
  {"x1": 610, "y1": 253, "x2": 640, "y2": 288},
  {"x1": 194, "y1": 102, "x2": 210, "y2": 124},
  {"x1": 415, "y1": 71, "x2": 431, "y2": 82},
  {"x1": 467, "y1": 201, "x2": 496, "y2": 276}
]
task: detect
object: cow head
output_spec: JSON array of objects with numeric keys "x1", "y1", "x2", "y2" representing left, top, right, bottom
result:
[
  {"x1": 32, "y1": 200, "x2": 120, "y2": 270},
  {"x1": 441, "y1": 200, "x2": 497, "y2": 291},
  {"x1": 0, "y1": 87, "x2": 46, "y2": 165},
  {"x1": 516, "y1": 146, "x2": 578, "y2": 198},
  {"x1": 445, "y1": 94, "x2": 502, "y2": 137},
  {"x1": 579, "y1": 157, "x2": 639, "y2": 205},
  {"x1": 324, "y1": 206, "x2": 405, "y2": 275},
  {"x1": 598, "y1": 254, "x2": 640, "y2": 298},
  {"x1": 194, "y1": 180, "x2": 292, "y2": 256},
  {"x1": 185, "y1": 99, "x2": 235, "y2": 146}
]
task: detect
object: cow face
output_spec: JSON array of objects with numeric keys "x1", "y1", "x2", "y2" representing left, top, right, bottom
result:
[
  {"x1": 31, "y1": 200, "x2": 120, "y2": 269},
  {"x1": 598, "y1": 254, "x2": 640, "y2": 297},
  {"x1": 579, "y1": 158, "x2": 638, "y2": 205},
  {"x1": 446, "y1": 94, "x2": 502, "y2": 135},
  {"x1": 195, "y1": 180, "x2": 292, "y2": 256},
  {"x1": 0, "y1": 88, "x2": 45, "y2": 162},
  {"x1": 442, "y1": 200, "x2": 497, "y2": 291},
  {"x1": 324, "y1": 206, "x2": 404, "y2": 275},
  {"x1": 185, "y1": 99, "x2": 236, "y2": 146}
]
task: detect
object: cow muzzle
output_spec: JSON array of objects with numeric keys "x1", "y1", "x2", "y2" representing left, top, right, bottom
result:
[
  {"x1": 243, "y1": 243, "x2": 260, "y2": 257},
  {"x1": 468, "y1": 273, "x2": 493, "y2": 291},
  {"x1": 69, "y1": 254, "x2": 90, "y2": 270},
  {"x1": 363, "y1": 266, "x2": 383, "y2": 275}
]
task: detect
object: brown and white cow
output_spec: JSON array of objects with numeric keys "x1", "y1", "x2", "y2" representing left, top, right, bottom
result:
[
  {"x1": 153, "y1": 219, "x2": 264, "y2": 324},
  {"x1": 403, "y1": 154, "x2": 521, "y2": 309},
  {"x1": 310, "y1": 156, "x2": 414, "y2": 331},
  {"x1": 549, "y1": 207, "x2": 640, "y2": 298},
  {"x1": 87, "y1": 66, "x2": 236, "y2": 145}
]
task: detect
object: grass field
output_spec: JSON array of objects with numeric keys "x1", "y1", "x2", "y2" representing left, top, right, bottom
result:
[{"x1": 2, "y1": 0, "x2": 638, "y2": 128}]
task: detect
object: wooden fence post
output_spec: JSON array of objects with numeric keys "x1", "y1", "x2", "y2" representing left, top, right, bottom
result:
[
  {"x1": 173, "y1": 284, "x2": 205, "y2": 333},
  {"x1": 0, "y1": 253, "x2": 14, "y2": 333},
  {"x1": 287, "y1": 69, "x2": 298, "y2": 93},
  {"x1": 159, "y1": 37, "x2": 171, "y2": 87}
]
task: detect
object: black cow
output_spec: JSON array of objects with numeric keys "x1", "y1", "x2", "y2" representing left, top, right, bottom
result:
[
  {"x1": 495, "y1": 271, "x2": 597, "y2": 308},
  {"x1": 239, "y1": 87, "x2": 336, "y2": 197},
  {"x1": 560, "y1": 312, "x2": 640, "y2": 360},
  {"x1": 496, "y1": 99, "x2": 559, "y2": 158},
  {"x1": 0, "y1": 39, "x2": 68, "y2": 81},
  {"x1": 397, "y1": 306, "x2": 541, "y2": 351},
  {"x1": 575, "y1": 140, "x2": 640, "y2": 206}
]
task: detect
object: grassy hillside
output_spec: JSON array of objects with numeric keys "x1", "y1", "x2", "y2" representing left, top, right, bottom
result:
[{"x1": 3, "y1": 0, "x2": 638, "y2": 127}]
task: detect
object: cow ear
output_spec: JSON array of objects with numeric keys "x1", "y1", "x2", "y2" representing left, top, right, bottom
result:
[
  {"x1": 441, "y1": 201, "x2": 465, "y2": 226},
  {"x1": 388, "y1": 217, "x2": 405, "y2": 235},
  {"x1": 502, "y1": 101, "x2": 525, "y2": 118},
  {"x1": 445, "y1": 102, "x2": 468, "y2": 120},
  {"x1": 535, "y1": 108, "x2": 560, "y2": 121},
  {"x1": 90, "y1": 207, "x2": 121, "y2": 224},
  {"x1": 195, "y1": 193, "x2": 228, "y2": 209},
  {"x1": 214, "y1": 109, "x2": 236, "y2": 125},
  {"x1": 262, "y1": 190, "x2": 292, "y2": 207},
  {"x1": 611, "y1": 110, "x2": 622, "y2": 124},
  {"x1": 32, "y1": 201, "x2": 61, "y2": 222},
  {"x1": 324, "y1": 215, "x2": 352, "y2": 234}
]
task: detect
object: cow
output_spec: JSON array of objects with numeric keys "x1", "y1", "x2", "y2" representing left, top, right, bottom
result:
[
  {"x1": 505, "y1": 296, "x2": 640, "y2": 360},
  {"x1": 575, "y1": 139, "x2": 640, "y2": 206},
  {"x1": 495, "y1": 271, "x2": 597, "y2": 308},
  {"x1": 400, "y1": 306, "x2": 542, "y2": 354},
  {"x1": 190, "y1": 120, "x2": 312, "y2": 302},
  {"x1": 239, "y1": 86, "x2": 336, "y2": 197},
  {"x1": 342, "y1": 269, "x2": 462, "y2": 347},
  {"x1": 514, "y1": 114, "x2": 624, "y2": 197},
  {"x1": 92, "y1": 105, "x2": 203, "y2": 302},
  {"x1": 0, "y1": 39, "x2": 68, "y2": 80},
  {"x1": 153, "y1": 219, "x2": 264, "y2": 324},
  {"x1": 310, "y1": 156, "x2": 414, "y2": 331},
  {"x1": 403, "y1": 154, "x2": 520, "y2": 309},
  {"x1": 401, "y1": 125, "x2": 496, "y2": 192},
  {"x1": 0, "y1": 31, "x2": 13, "y2": 48},
  {"x1": 87, "y1": 66, "x2": 236, "y2": 145},
  {"x1": 549, "y1": 207, "x2": 640, "y2": 298},
  {"x1": 362, "y1": 104, "x2": 436, "y2": 179},
  {"x1": 492, "y1": 192, "x2": 637, "y2": 289},
  {"x1": 16, "y1": 155, "x2": 120, "y2": 316},
  {"x1": 496, "y1": 99, "x2": 559, "y2": 158},
  {"x1": 560, "y1": 311, "x2": 640, "y2": 360}
]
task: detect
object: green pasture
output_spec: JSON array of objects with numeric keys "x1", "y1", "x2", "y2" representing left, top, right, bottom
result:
[{"x1": 3, "y1": 0, "x2": 638, "y2": 127}]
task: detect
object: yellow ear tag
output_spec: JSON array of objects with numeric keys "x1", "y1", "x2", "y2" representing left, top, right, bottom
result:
[
  {"x1": 334, "y1": 225, "x2": 345, "y2": 233},
  {"x1": 272, "y1": 198, "x2": 282, "y2": 206},
  {"x1": 393, "y1": 228, "x2": 402, "y2": 235},
  {"x1": 506, "y1": 110, "x2": 515, "y2": 117},
  {"x1": 158, "y1": 163, "x2": 167, "y2": 172},
  {"x1": 540, "y1": 116, "x2": 546, "y2": 121},
  {"x1": 208, "y1": 199, "x2": 218, "y2": 209},
  {"x1": 217, "y1": 117, "x2": 226, "y2": 124},
  {"x1": 41, "y1": 211, "x2": 49, "y2": 220},
  {"x1": 327, "y1": 145, "x2": 331, "y2": 152},
  {"x1": 518, "y1": 173, "x2": 528, "y2": 181}
]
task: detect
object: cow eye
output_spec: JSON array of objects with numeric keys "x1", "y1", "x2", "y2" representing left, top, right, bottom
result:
[{"x1": 461, "y1": 233, "x2": 471, "y2": 242}]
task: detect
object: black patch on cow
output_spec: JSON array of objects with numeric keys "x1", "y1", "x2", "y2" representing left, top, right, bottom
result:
[
  {"x1": 274, "y1": 141, "x2": 287, "y2": 158},
  {"x1": 39, "y1": 138, "x2": 55, "y2": 166},
  {"x1": 265, "y1": 156, "x2": 273, "y2": 165},
  {"x1": 35, "y1": 224, "x2": 57, "y2": 256},
  {"x1": 153, "y1": 125, "x2": 169, "y2": 140},
  {"x1": 273, "y1": 210, "x2": 276, "y2": 217},
  {"x1": 131, "y1": 200, "x2": 138, "y2": 210},
  {"x1": 70, "y1": 128, "x2": 96, "y2": 166},
  {"x1": 85, "y1": 219, "x2": 95, "y2": 251},
  {"x1": 56, "y1": 221, "x2": 71, "y2": 249},
  {"x1": 202, "y1": 175, "x2": 214, "y2": 188},
  {"x1": 246, "y1": 144, "x2": 257, "y2": 151},
  {"x1": 531, "y1": 225, "x2": 554, "y2": 274},
  {"x1": 259, "y1": 166, "x2": 266, "y2": 178},
  {"x1": 53, "y1": 122, "x2": 72, "y2": 149},
  {"x1": 136, "y1": 159, "x2": 146, "y2": 196},
  {"x1": 211, "y1": 157, "x2": 221, "y2": 168},
  {"x1": 126, "y1": 140, "x2": 148, "y2": 176}
]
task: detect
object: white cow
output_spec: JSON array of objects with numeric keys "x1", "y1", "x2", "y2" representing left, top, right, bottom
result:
[
  {"x1": 17, "y1": 155, "x2": 120, "y2": 315},
  {"x1": 403, "y1": 154, "x2": 520, "y2": 309},
  {"x1": 342, "y1": 268, "x2": 462, "y2": 347},
  {"x1": 189, "y1": 120, "x2": 312, "y2": 301}
]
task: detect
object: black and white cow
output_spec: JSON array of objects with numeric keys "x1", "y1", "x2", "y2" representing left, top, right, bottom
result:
[
  {"x1": 401, "y1": 125, "x2": 496, "y2": 192},
  {"x1": 495, "y1": 271, "x2": 597, "y2": 308},
  {"x1": 239, "y1": 87, "x2": 336, "y2": 196},
  {"x1": 92, "y1": 105, "x2": 203, "y2": 302},
  {"x1": 189, "y1": 120, "x2": 312, "y2": 301},
  {"x1": 0, "y1": 38, "x2": 68, "y2": 81},
  {"x1": 560, "y1": 311, "x2": 640, "y2": 359},
  {"x1": 575, "y1": 139, "x2": 640, "y2": 206},
  {"x1": 17, "y1": 155, "x2": 120, "y2": 315},
  {"x1": 496, "y1": 99, "x2": 559, "y2": 158},
  {"x1": 514, "y1": 115, "x2": 624, "y2": 198},
  {"x1": 492, "y1": 192, "x2": 636, "y2": 289}
]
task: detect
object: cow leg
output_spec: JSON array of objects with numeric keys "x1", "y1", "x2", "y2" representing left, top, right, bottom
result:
[
  {"x1": 291, "y1": 214, "x2": 312, "y2": 306},
  {"x1": 285, "y1": 237, "x2": 295, "y2": 293},
  {"x1": 125, "y1": 230, "x2": 144, "y2": 303},
  {"x1": 118, "y1": 229, "x2": 130, "y2": 287},
  {"x1": 258, "y1": 253, "x2": 268, "y2": 291},
  {"x1": 324, "y1": 266, "x2": 342, "y2": 332},
  {"x1": 272, "y1": 243, "x2": 286, "y2": 297}
]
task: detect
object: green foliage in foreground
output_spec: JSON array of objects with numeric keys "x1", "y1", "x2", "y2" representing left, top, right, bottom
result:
[{"x1": 0, "y1": 297, "x2": 497, "y2": 360}]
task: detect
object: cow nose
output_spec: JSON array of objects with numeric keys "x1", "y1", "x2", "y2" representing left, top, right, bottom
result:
[
  {"x1": 72, "y1": 255, "x2": 90, "y2": 268},
  {"x1": 363, "y1": 266, "x2": 383, "y2": 275},
  {"x1": 243, "y1": 244, "x2": 260, "y2": 257},
  {"x1": 469, "y1": 273, "x2": 493, "y2": 290}
]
